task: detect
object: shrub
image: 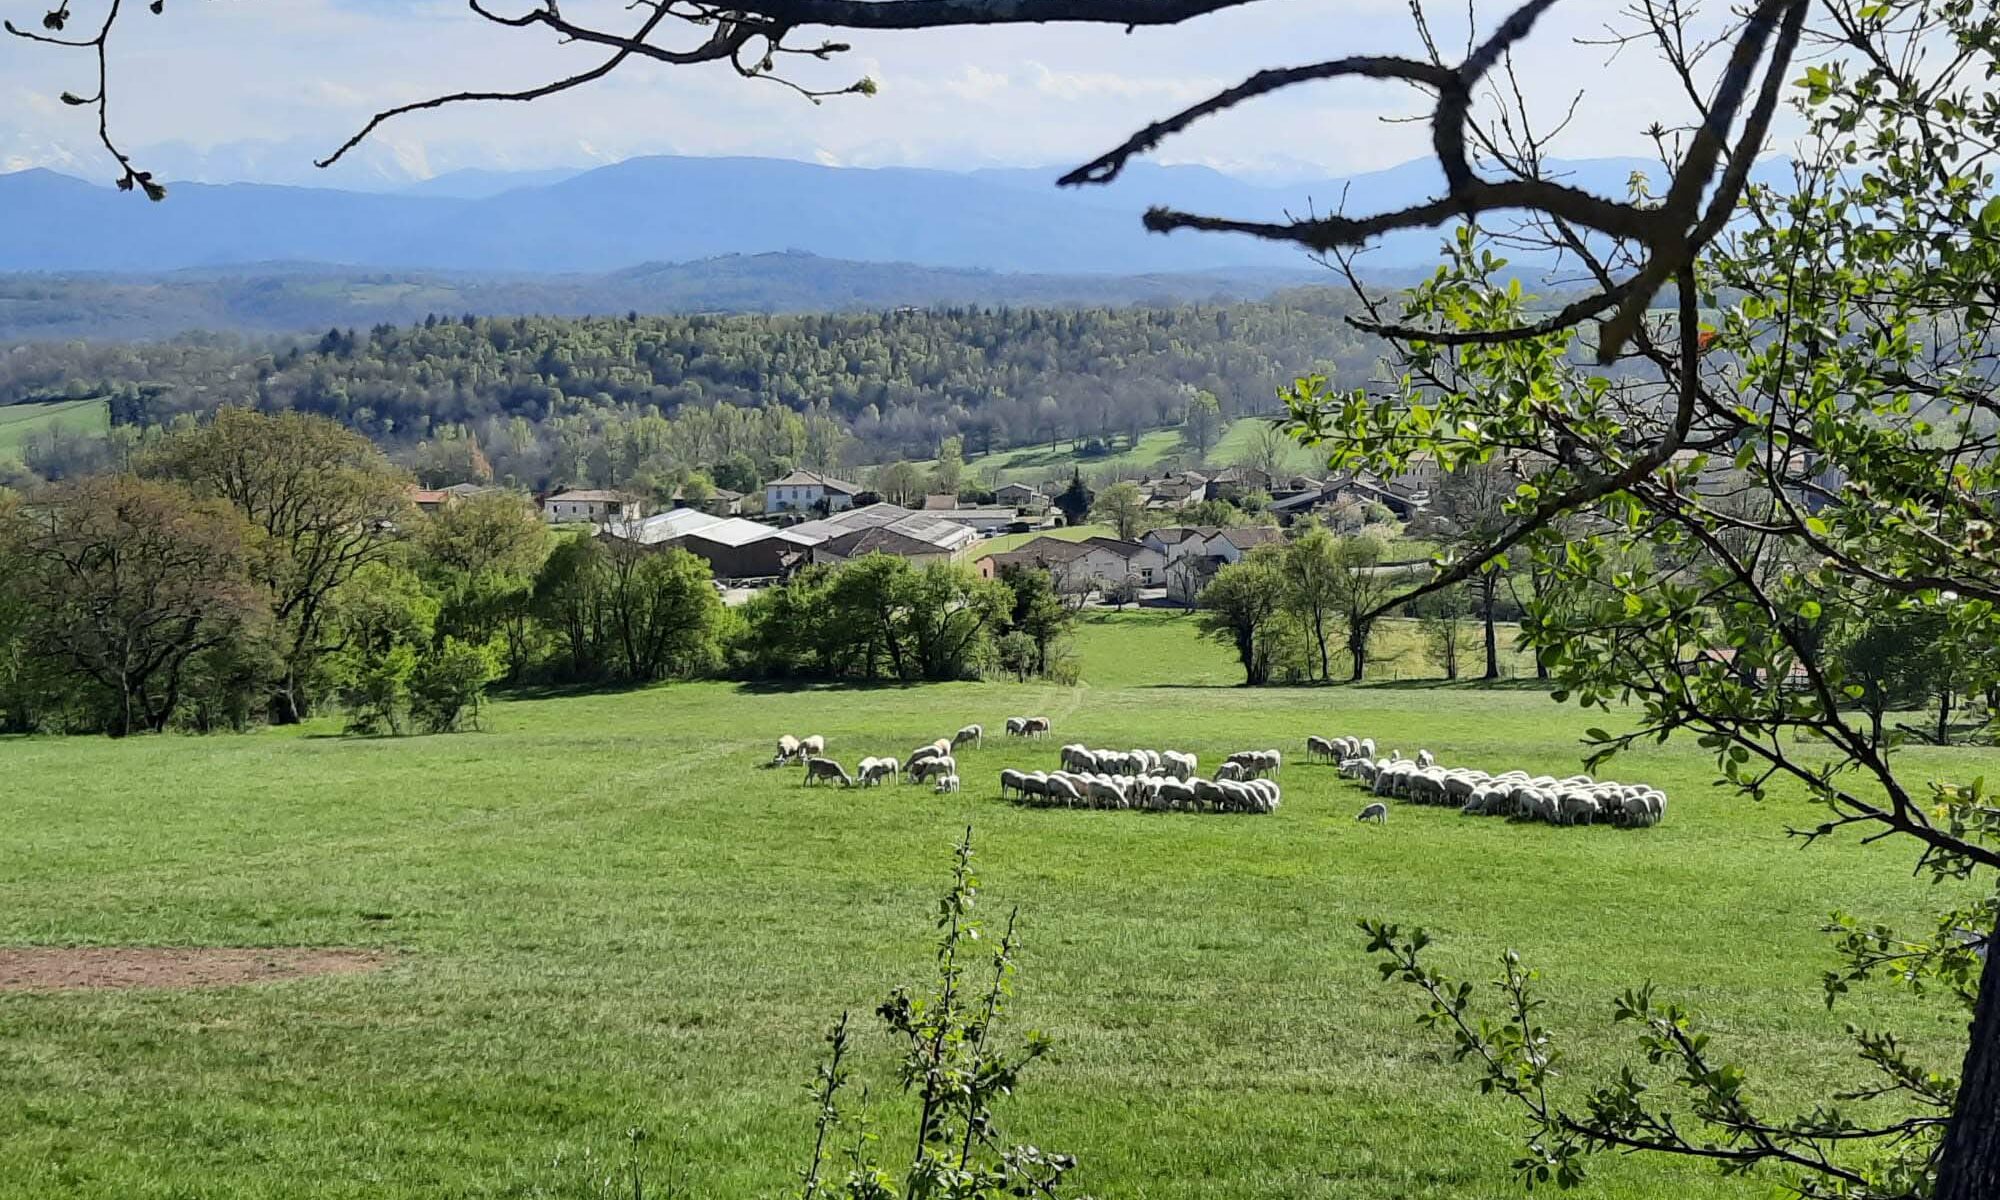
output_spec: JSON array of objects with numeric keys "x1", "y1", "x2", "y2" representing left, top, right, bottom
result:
[{"x1": 410, "y1": 638, "x2": 502, "y2": 733}]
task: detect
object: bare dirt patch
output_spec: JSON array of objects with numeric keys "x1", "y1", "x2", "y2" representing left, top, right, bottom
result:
[{"x1": 0, "y1": 947, "x2": 386, "y2": 992}]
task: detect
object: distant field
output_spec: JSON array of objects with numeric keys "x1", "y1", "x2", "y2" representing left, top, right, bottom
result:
[
  {"x1": 0, "y1": 613, "x2": 1976, "y2": 1200},
  {"x1": 975, "y1": 523, "x2": 1116, "y2": 556},
  {"x1": 948, "y1": 416, "x2": 1327, "y2": 486},
  {"x1": 0, "y1": 397, "x2": 110, "y2": 462}
]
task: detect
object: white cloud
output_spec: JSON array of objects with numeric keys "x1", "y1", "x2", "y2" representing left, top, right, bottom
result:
[{"x1": 0, "y1": 0, "x2": 1790, "y2": 184}]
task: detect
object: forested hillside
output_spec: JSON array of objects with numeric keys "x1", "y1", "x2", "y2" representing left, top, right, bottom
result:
[{"x1": 0, "y1": 290, "x2": 1384, "y2": 485}]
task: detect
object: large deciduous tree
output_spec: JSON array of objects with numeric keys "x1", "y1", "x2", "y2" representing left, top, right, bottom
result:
[
  {"x1": 1, "y1": 475, "x2": 259, "y2": 736},
  {"x1": 141, "y1": 408, "x2": 412, "y2": 723}
]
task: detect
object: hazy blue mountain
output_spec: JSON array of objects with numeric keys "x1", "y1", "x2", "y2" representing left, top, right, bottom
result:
[{"x1": 0, "y1": 151, "x2": 1760, "y2": 279}]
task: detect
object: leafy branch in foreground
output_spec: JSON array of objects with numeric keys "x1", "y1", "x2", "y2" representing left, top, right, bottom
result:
[
  {"x1": 1360, "y1": 919, "x2": 1958, "y2": 1198},
  {"x1": 799, "y1": 828, "x2": 1080, "y2": 1200}
]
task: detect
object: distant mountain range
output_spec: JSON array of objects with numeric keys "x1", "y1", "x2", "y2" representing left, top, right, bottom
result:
[{"x1": 0, "y1": 152, "x2": 1769, "y2": 276}]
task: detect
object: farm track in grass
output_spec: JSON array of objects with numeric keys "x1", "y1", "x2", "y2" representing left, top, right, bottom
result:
[{"x1": 0, "y1": 612, "x2": 1983, "y2": 1199}]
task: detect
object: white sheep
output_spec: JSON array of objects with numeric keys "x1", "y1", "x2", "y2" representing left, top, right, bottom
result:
[
  {"x1": 774, "y1": 734, "x2": 802, "y2": 764},
  {"x1": 1357, "y1": 802, "x2": 1388, "y2": 823},
  {"x1": 800, "y1": 735, "x2": 826, "y2": 760},
  {"x1": 1306, "y1": 735, "x2": 1335, "y2": 763},
  {"x1": 934, "y1": 774, "x2": 961, "y2": 795},
  {"x1": 1004, "y1": 716, "x2": 1027, "y2": 737},
  {"x1": 952, "y1": 725, "x2": 983, "y2": 751}
]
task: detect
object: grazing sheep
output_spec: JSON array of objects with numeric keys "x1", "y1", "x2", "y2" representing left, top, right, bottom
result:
[
  {"x1": 1357, "y1": 802, "x2": 1388, "y2": 823},
  {"x1": 934, "y1": 774, "x2": 961, "y2": 795},
  {"x1": 774, "y1": 734, "x2": 802, "y2": 765},
  {"x1": 909, "y1": 755, "x2": 957, "y2": 785},
  {"x1": 1004, "y1": 716, "x2": 1027, "y2": 737},
  {"x1": 1306, "y1": 735, "x2": 1336, "y2": 763},
  {"x1": 800, "y1": 735, "x2": 826, "y2": 760},
  {"x1": 1359, "y1": 738, "x2": 1376, "y2": 760},
  {"x1": 1023, "y1": 716, "x2": 1051, "y2": 739},
  {"x1": 1416, "y1": 749, "x2": 1435, "y2": 768},
  {"x1": 1044, "y1": 775, "x2": 1083, "y2": 805},
  {"x1": 952, "y1": 725, "x2": 983, "y2": 751},
  {"x1": 804, "y1": 758, "x2": 852, "y2": 787},
  {"x1": 998, "y1": 768, "x2": 1026, "y2": 800},
  {"x1": 1216, "y1": 762, "x2": 1245, "y2": 782},
  {"x1": 1162, "y1": 750, "x2": 1197, "y2": 781}
]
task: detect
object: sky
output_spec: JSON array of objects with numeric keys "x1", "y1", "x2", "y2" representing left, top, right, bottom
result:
[{"x1": 0, "y1": 0, "x2": 1755, "y2": 187}]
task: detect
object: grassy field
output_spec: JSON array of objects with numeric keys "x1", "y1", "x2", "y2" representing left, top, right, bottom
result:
[
  {"x1": 955, "y1": 417, "x2": 1310, "y2": 486},
  {"x1": 0, "y1": 397, "x2": 110, "y2": 463},
  {"x1": 974, "y1": 523, "x2": 1116, "y2": 556},
  {"x1": 0, "y1": 613, "x2": 1982, "y2": 1199}
]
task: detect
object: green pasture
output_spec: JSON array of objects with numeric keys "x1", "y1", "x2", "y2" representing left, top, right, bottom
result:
[
  {"x1": 0, "y1": 612, "x2": 1978, "y2": 1199},
  {"x1": 0, "y1": 397, "x2": 110, "y2": 463}
]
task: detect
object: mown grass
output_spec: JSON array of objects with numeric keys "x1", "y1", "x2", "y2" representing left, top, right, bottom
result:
[
  {"x1": 0, "y1": 613, "x2": 1983, "y2": 1199},
  {"x1": 954, "y1": 417, "x2": 1290, "y2": 485},
  {"x1": 0, "y1": 397, "x2": 110, "y2": 463}
]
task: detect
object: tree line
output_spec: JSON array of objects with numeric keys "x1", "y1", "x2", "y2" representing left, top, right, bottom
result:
[
  {"x1": 0, "y1": 293, "x2": 1384, "y2": 494},
  {"x1": 0, "y1": 407, "x2": 1082, "y2": 737}
]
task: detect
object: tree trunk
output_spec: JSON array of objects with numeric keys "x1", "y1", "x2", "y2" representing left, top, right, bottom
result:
[
  {"x1": 1480, "y1": 574, "x2": 1499, "y2": 681},
  {"x1": 1935, "y1": 939, "x2": 2000, "y2": 1200},
  {"x1": 1939, "y1": 688, "x2": 1954, "y2": 746},
  {"x1": 1349, "y1": 629, "x2": 1367, "y2": 683}
]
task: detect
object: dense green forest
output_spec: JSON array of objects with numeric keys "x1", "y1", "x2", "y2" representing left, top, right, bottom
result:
[{"x1": 0, "y1": 290, "x2": 1385, "y2": 490}]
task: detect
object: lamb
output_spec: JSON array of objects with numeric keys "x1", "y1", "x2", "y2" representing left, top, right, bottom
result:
[
  {"x1": 1357, "y1": 802, "x2": 1388, "y2": 823},
  {"x1": 804, "y1": 758, "x2": 852, "y2": 787},
  {"x1": 952, "y1": 725, "x2": 983, "y2": 751},
  {"x1": 934, "y1": 774, "x2": 961, "y2": 795},
  {"x1": 1416, "y1": 749, "x2": 1435, "y2": 769},
  {"x1": 800, "y1": 735, "x2": 826, "y2": 760},
  {"x1": 774, "y1": 734, "x2": 802, "y2": 765}
]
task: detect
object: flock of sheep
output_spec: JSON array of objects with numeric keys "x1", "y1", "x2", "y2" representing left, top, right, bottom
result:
[
  {"x1": 773, "y1": 724, "x2": 1666, "y2": 830},
  {"x1": 773, "y1": 723, "x2": 996, "y2": 794},
  {"x1": 1315, "y1": 734, "x2": 1670, "y2": 827},
  {"x1": 1001, "y1": 744, "x2": 1286, "y2": 814}
]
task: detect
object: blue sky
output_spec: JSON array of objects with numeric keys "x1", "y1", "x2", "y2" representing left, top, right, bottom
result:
[{"x1": 0, "y1": 0, "x2": 1750, "y2": 186}]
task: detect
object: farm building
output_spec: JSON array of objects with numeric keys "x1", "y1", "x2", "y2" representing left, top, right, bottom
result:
[
  {"x1": 792, "y1": 503, "x2": 981, "y2": 565},
  {"x1": 976, "y1": 535, "x2": 1164, "y2": 590},
  {"x1": 544, "y1": 489, "x2": 642, "y2": 525},
  {"x1": 602, "y1": 508, "x2": 815, "y2": 579},
  {"x1": 765, "y1": 469, "x2": 860, "y2": 514}
]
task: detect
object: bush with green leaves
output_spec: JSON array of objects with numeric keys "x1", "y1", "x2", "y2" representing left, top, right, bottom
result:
[{"x1": 798, "y1": 830, "x2": 1079, "y2": 1200}]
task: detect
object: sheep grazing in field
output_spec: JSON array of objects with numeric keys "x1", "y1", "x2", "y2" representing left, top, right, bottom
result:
[
  {"x1": 1326, "y1": 744, "x2": 1669, "y2": 831},
  {"x1": 1357, "y1": 802, "x2": 1388, "y2": 823},
  {"x1": 774, "y1": 734, "x2": 802, "y2": 765},
  {"x1": 1022, "y1": 716, "x2": 1052, "y2": 739},
  {"x1": 804, "y1": 758, "x2": 853, "y2": 787},
  {"x1": 855, "y1": 757, "x2": 900, "y2": 787},
  {"x1": 1306, "y1": 735, "x2": 1336, "y2": 763},
  {"x1": 1004, "y1": 716, "x2": 1028, "y2": 737},
  {"x1": 909, "y1": 755, "x2": 958, "y2": 785},
  {"x1": 952, "y1": 725, "x2": 983, "y2": 751},
  {"x1": 998, "y1": 769, "x2": 1027, "y2": 800},
  {"x1": 1161, "y1": 750, "x2": 1197, "y2": 781},
  {"x1": 934, "y1": 774, "x2": 961, "y2": 795},
  {"x1": 800, "y1": 735, "x2": 826, "y2": 760},
  {"x1": 1224, "y1": 749, "x2": 1282, "y2": 779},
  {"x1": 1215, "y1": 761, "x2": 1246, "y2": 782}
]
